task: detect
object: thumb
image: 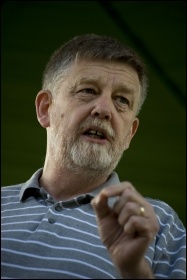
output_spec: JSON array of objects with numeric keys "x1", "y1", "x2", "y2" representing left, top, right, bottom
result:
[{"x1": 91, "y1": 192, "x2": 111, "y2": 220}]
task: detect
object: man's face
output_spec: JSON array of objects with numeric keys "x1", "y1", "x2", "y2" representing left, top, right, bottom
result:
[{"x1": 48, "y1": 59, "x2": 140, "y2": 173}]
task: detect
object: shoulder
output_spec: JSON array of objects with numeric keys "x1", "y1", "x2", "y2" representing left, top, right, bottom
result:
[
  {"x1": 1, "y1": 168, "x2": 43, "y2": 199},
  {"x1": 146, "y1": 197, "x2": 181, "y2": 216},
  {"x1": 146, "y1": 197, "x2": 176, "y2": 214},
  {"x1": 146, "y1": 197, "x2": 186, "y2": 235},
  {"x1": 1, "y1": 183, "x2": 23, "y2": 193},
  {"x1": 1, "y1": 184, "x2": 23, "y2": 205}
]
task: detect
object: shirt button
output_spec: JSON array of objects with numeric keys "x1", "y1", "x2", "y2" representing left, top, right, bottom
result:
[
  {"x1": 48, "y1": 218, "x2": 56, "y2": 224},
  {"x1": 55, "y1": 205, "x2": 63, "y2": 212}
]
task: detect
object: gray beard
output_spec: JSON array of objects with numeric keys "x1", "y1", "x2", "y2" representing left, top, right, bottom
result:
[
  {"x1": 49, "y1": 119, "x2": 127, "y2": 177},
  {"x1": 69, "y1": 139, "x2": 121, "y2": 172},
  {"x1": 50, "y1": 133, "x2": 124, "y2": 177}
]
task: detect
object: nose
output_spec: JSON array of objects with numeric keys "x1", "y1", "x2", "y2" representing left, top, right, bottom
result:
[{"x1": 91, "y1": 96, "x2": 112, "y2": 120}]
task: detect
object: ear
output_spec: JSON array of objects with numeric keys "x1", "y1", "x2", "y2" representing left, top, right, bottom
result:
[
  {"x1": 125, "y1": 117, "x2": 139, "y2": 149},
  {"x1": 35, "y1": 90, "x2": 52, "y2": 128},
  {"x1": 130, "y1": 117, "x2": 139, "y2": 139}
]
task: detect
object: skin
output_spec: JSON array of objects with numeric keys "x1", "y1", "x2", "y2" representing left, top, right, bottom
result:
[{"x1": 35, "y1": 59, "x2": 159, "y2": 278}]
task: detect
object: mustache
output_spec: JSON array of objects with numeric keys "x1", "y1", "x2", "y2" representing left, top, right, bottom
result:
[{"x1": 79, "y1": 118, "x2": 115, "y2": 140}]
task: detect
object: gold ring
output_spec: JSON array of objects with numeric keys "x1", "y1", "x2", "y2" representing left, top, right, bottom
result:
[{"x1": 140, "y1": 206, "x2": 145, "y2": 216}]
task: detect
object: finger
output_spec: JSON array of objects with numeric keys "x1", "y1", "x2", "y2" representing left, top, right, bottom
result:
[
  {"x1": 124, "y1": 216, "x2": 156, "y2": 241},
  {"x1": 113, "y1": 187, "x2": 144, "y2": 215},
  {"x1": 117, "y1": 202, "x2": 148, "y2": 226},
  {"x1": 91, "y1": 192, "x2": 112, "y2": 220},
  {"x1": 101, "y1": 182, "x2": 135, "y2": 198}
]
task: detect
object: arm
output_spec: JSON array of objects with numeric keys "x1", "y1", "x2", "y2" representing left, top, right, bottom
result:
[
  {"x1": 149, "y1": 198, "x2": 186, "y2": 279},
  {"x1": 91, "y1": 182, "x2": 159, "y2": 279}
]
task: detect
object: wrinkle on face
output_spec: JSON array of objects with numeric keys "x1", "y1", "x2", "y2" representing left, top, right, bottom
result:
[
  {"x1": 67, "y1": 62, "x2": 140, "y2": 91},
  {"x1": 47, "y1": 59, "x2": 140, "y2": 175},
  {"x1": 59, "y1": 60, "x2": 141, "y2": 115}
]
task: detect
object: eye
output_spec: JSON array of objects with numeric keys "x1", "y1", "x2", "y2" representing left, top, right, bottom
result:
[
  {"x1": 80, "y1": 88, "x2": 97, "y2": 94},
  {"x1": 116, "y1": 96, "x2": 130, "y2": 106}
]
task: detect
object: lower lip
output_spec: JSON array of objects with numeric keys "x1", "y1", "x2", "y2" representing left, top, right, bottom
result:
[{"x1": 82, "y1": 135, "x2": 108, "y2": 145}]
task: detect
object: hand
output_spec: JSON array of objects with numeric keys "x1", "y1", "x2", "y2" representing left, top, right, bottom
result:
[{"x1": 91, "y1": 182, "x2": 159, "y2": 279}]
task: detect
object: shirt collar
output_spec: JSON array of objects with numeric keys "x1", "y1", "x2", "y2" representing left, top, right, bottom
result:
[
  {"x1": 19, "y1": 168, "x2": 43, "y2": 201},
  {"x1": 88, "y1": 172, "x2": 120, "y2": 207},
  {"x1": 20, "y1": 168, "x2": 120, "y2": 207}
]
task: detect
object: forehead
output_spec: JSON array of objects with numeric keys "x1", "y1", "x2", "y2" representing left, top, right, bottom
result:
[{"x1": 67, "y1": 59, "x2": 140, "y2": 86}]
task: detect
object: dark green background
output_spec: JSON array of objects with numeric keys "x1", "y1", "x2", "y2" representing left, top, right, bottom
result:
[{"x1": 1, "y1": 1, "x2": 186, "y2": 226}]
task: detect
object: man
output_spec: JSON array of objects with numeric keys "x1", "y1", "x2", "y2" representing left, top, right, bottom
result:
[{"x1": 1, "y1": 34, "x2": 186, "y2": 279}]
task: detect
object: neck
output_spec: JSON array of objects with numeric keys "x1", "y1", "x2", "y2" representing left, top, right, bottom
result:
[{"x1": 39, "y1": 161, "x2": 111, "y2": 201}]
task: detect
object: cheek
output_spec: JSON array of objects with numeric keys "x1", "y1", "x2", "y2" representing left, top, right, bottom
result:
[
  {"x1": 50, "y1": 110, "x2": 64, "y2": 133},
  {"x1": 68, "y1": 106, "x2": 91, "y2": 126},
  {"x1": 55, "y1": 111, "x2": 79, "y2": 134},
  {"x1": 117, "y1": 123, "x2": 132, "y2": 144}
]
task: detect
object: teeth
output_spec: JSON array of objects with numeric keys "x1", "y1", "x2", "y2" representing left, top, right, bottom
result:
[
  {"x1": 89, "y1": 130, "x2": 103, "y2": 136},
  {"x1": 96, "y1": 131, "x2": 103, "y2": 136},
  {"x1": 89, "y1": 130, "x2": 97, "y2": 134}
]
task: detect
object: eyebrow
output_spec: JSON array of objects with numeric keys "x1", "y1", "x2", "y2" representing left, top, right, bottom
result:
[
  {"x1": 69, "y1": 76, "x2": 136, "y2": 95},
  {"x1": 69, "y1": 76, "x2": 101, "y2": 91}
]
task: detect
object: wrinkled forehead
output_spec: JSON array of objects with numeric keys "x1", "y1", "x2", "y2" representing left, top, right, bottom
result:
[
  {"x1": 68, "y1": 59, "x2": 140, "y2": 86},
  {"x1": 69, "y1": 60, "x2": 140, "y2": 92}
]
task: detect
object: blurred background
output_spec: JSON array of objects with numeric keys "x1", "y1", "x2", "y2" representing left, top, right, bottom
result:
[{"x1": 1, "y1": 1, "x2": 186, "y2": 226}]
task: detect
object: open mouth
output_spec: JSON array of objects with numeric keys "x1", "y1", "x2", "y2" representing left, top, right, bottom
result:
[{"x1": 83, "y1": 129, "x2": 106, "y2": 140}]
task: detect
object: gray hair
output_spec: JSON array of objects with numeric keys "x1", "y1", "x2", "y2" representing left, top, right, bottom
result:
[{"x1": 42, "y1": 34, "x2": 148, "y2": 115}]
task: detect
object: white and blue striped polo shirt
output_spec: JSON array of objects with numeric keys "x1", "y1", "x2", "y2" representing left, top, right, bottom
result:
[{"x1": 1, "y1": 169, "x2": 186, "y2": 279}]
